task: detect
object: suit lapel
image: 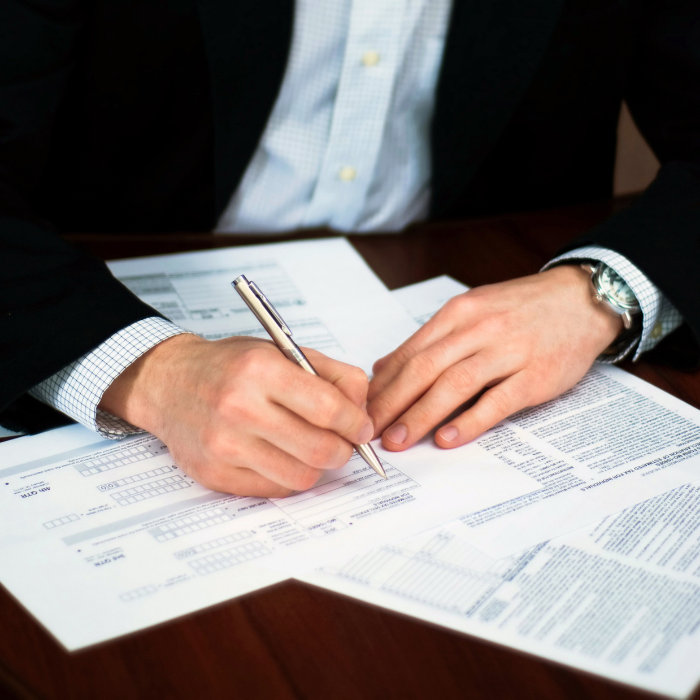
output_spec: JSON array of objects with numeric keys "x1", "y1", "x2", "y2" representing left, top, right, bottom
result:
[
  {"x1": 431, "y1": 0, "x2": 565, "y2": 217},
  {"x1": 196, "y1": 0, "x2": 294, "y2": 218}
]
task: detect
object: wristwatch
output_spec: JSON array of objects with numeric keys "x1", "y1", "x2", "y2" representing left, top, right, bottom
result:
[{"x1": 580, "y1": 262, "x2": 641, "y2": 330}]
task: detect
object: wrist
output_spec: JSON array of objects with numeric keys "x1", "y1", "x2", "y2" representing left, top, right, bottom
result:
[
  {"x1": 99, "y1": 333, "x2": 204, "y2": 433},
  {"x1": 542, "y1": 264, "x2": 624, "y2": 353}
]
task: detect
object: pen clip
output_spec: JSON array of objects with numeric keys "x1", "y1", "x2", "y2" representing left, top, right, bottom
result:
[{"x1": 249, "y1": 281, "x2": 293, "y2": 337}]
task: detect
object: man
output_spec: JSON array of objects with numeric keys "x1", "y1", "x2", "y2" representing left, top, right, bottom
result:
[{"x1": 2, "y1": 0, "x2": 699, "y2": 497}]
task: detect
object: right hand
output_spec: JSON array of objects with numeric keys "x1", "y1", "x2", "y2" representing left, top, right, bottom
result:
[{"x1": 99, "y1": 334, "x2": 373, "y2": 497}]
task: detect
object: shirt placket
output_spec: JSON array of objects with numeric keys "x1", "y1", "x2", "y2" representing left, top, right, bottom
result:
[{"x1": 303, "y1": 0, "x2": 405, "y2": 231}]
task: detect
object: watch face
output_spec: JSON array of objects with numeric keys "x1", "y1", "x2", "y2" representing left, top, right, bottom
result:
[{"x1": 599, "y1": 266, "x2": 637, "y2": 307}]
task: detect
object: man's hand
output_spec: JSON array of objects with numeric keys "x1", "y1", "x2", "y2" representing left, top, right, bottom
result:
[
  {"x1": 368, "y1": 265, "x2": 624, "y2": 451},
  {"x1": 100, "y1": 335, "x2": 372, "y2": 497}
]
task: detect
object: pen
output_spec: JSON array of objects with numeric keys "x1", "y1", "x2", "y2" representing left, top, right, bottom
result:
[{"x1": 232, "y1": 274, "x2": 387, "y2": 480}]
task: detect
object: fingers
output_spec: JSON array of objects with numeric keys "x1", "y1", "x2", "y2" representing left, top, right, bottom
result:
[
  {"x1": 120, "y1": 336, "x2": 375, "y2": 498},
  {"x1": 379, "y1": 350, "x2": 520, "y2": 451},
  {"x1": 198, "y1": 432, "x2": 325, "y2": 494},
  {"x1": 245, "y1": 439, "x2": 326, "y2": 492},
  {"x1": 369, "y1": 331, "x2": 485, "y2": 437},
  {"x1": 304, "y1": 348, "x2": 369, "y2": 408},
  {"x1": 369, "y1": 293, "x2": 473, "y2": 401},
  {"x1": 271, "y1": 360, "x2": 374, "y2": 445},
  {"x1": 201, "y1": 466, "x2": 295, "y2": 499},
  {"x1": 253, "y1": 403, "x2": 355, "y2": 471},
  {"x1": 434, "y1": 373, "x2": 531, "y2": 449}
]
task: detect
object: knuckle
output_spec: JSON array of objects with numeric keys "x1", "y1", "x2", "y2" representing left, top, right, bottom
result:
[
  {"x1": 292, "y1": 467, "x2": 321, "y2": 492},
  {"x1": 212, "y1": 389, "x2": 247, "y2": 421},
  {"x1": 443, "y1": 364, "x2": 478, "y2": 396},
  {"x1": 486, "y1": 388, "x2": 512, "y2": 417},
  {"x1": 195, "y1": 465, "x2": 228, "y2": 493},
  {"x1": 392, "y1": 344, "x2": 417, "y2": 368},
  {"x1": 368, "y1": 393, "x2": 399, "y2": 423},
  {"x1": 211, "y1": 390, "x2": 232, "y2": 416},
  {"x1": 201, "y1": 427, "x2": 228, "y2": 458},
  {"x1": 308, "y1": 432, "x2": 343, "y2": 469},
  {"x1": 372, "y1": 355, "x2": 389, "y2": 374},
  {"x1": 316, "y1": 392, "x2": 345, "y2": 428},
  {"x1": 348, "y1": 365, "x2": 369, "y2": 388},
  {"x1": 444, "y1": 292, "x2": 471, "y2": 314},
  {"x1": 405, "y1": 352, "x2": 435, "y2": 380},
  {"x1": 407, "y1": 402, "x2": 434, "y2": 429},
  {"x1": 237, "y1": 347, "x2": 272, "y2": 377}
]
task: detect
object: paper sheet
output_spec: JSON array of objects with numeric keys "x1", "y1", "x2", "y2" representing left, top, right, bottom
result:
[
  {"x1": 391, "y1": 274, "x2": 469, "y2": 324},
  {"x1": 304, "y1": 499, "x2": 700, "y2": 699},
  {"x1": 1, "y1": 238, "x2": 419, "y2": 439},
  {"x1": 107, "y1": 238, "x2": 419, "y2": 375},
  {"x1": 4, "y1": 269, "x2": 700, "y2": 664},
  {"x1": 0, "y1": 262, "x2": 512, "y2": 650},
  {"x1": 302, "y1": 276, "x2": 700, "y2": 698},
  {"x1": 302, "y1": 480, "x2": 700, "y2": 698},
  {"x1": 0, "y1": 426, "x2": 285, "y2": 648},
  {"x1": 388, "y1": 279, "x2": 700, "y2": 559},
  {"x1": 0, "y1": 417, "x2": 532, "y2": 649},
  {"x1": 0, "y1": 426, "x2": 23, "y2": 439}
]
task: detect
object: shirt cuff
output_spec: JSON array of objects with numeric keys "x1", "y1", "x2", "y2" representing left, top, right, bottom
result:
[
  {"x1": 28, "y1": 317, "x2": 194, "y2": 439},
  {"x1": 543, "y1": 246, "x2": 683, "y2": 363}
]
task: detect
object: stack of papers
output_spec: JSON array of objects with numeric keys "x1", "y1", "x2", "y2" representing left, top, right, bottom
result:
[{"x1": 2, "y1": 240, "x2": 700, "y2": 698}]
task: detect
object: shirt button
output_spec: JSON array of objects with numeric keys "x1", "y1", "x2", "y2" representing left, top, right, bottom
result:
[
  {"x1": 339, "y1": 166, "x2": 357, "y2": 181},
  {"x1": 362, "y1": 50, "x2": 380, "y2": 67},
  {"x1": 651, "y1": 322, "x2": 663, "y2": 339}
]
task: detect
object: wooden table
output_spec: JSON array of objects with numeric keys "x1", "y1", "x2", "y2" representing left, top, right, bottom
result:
[{"x1": 2, "y1": 200, "x2": 698, "y2": 700}]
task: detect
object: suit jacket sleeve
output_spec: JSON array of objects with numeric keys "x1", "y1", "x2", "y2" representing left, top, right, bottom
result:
[
  {"x1": 0, "y1": 1, "x2": 163, "y2": 429},
  {"x1": 560, "y1": 0, "x2": 700, "y2": 368}
]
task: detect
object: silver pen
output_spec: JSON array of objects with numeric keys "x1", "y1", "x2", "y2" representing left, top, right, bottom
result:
[{"x1": 232, "y1": 275, "x2": 387, "y2": 480}]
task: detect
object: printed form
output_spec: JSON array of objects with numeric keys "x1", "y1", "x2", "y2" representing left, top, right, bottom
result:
[
  {"x1": 302, "y1": 496, "x2": 700, "y2": 699},
  {"x1": 301, "y1": 277, "x2": 700, "y2": 698},
  {"x1": 106, "y1": 238, "x2": 418, "y2": 375},
  {"x1": 4, "y1": 270, "x2": 700, "y2": 664},
  {"x1": 0, "y1": 256, "x2": 522, "y2": 649},
  {"x1": 0, "y1": 411, "x2": 532, "y2": 649},
  {"x1": 391, "y1": 278, "x2": 700, "y2": 558}
]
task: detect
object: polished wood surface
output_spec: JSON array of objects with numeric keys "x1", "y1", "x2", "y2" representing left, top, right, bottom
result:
[{"x1": 2, "y1": 200, "x2": 698, "y2": 700}]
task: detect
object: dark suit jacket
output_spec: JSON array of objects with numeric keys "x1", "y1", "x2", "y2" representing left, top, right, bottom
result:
[{"x1": 2, "y1": 0, "x2": 700, "y2": 432}]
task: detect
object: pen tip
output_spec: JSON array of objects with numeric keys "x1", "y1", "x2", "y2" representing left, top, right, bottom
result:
[{"x1": 356, "y1": 443, "x2": 386, "y2": 479}]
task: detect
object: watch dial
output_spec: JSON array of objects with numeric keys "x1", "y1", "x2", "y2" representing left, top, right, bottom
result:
[{"x1": 600, "y1": 266, "x2": 637, "y2": 306}]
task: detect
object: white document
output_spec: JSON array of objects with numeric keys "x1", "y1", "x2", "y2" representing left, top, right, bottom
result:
[
  {"x1": 452, "y1": 364, "x2": 700, "y2": 558},
  {"x1": 391, "y1": 275, "x2": 469, "y2": 325},
  {"x1": 301, "y1": 276, "x2": 700, "y2": 698},
  {"x1": 0, "y1": 410, "x2": 526, "y2": 649},
  {"x1": 3, "y1": 270, "x2": 700, "y2": 660},
  {"x1": 302, "y1": 480, "x2": 700, "y2": 699},
  {"x1": 0, "y1": 262, "x2": 517, "y2": 650},
  {"x1": 0, "y1": 240, "x2": 427, "y2": 649},
  {"x1": 387, "y1": 279, "x2": 700, "y2": 559},
  {"x1": 107, "y1": 238, "x2": 419, "y2": 375},
  {"x1": 0, "y1": 426, "x2": 285, "y2": 649}
]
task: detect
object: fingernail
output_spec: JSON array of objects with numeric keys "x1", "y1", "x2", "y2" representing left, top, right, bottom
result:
[
  {"x1": 439, "y1": 425, "x2": 459, "y2": 443},
  {"x1": 385, "y1": 423, "x2": 407, "y2": 445},
  {"x1": 358, "y1": 421, "x2": 374, "y2": 444}
]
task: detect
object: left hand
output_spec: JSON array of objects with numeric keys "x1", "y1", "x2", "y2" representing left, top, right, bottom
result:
[{"x1": 368, "y1": 265, "x2": 624, "y2": 451}]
